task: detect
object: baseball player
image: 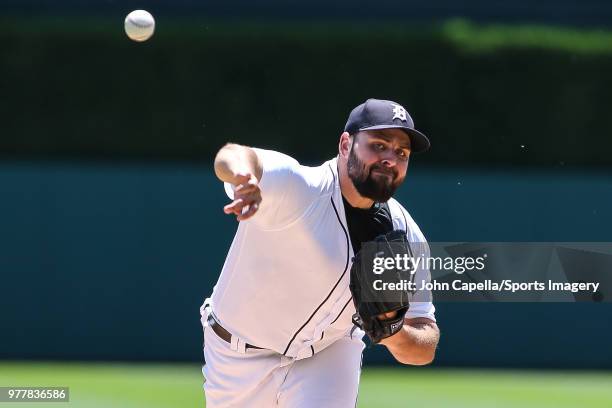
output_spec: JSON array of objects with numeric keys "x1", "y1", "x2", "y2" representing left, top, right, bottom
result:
[{"x1": 200, "y1": 98, "x2": 440, "y2": 407}]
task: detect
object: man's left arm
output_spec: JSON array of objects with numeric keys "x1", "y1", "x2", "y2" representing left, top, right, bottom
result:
[{"x1": 379, "y1": 317, "x2": 440, "y2": 365}]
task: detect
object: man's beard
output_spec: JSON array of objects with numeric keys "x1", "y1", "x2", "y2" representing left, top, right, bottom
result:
[{"x1": 347, "y1": 147, "x2": 403, "y2": 203}]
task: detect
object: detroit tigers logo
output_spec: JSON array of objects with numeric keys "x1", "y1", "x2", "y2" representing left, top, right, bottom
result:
[{"x1": 391, "y1": 104, "x2": 408, "y2": 122}]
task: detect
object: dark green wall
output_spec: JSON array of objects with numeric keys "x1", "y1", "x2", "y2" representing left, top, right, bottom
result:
[
  {"x1": 2, "y1": 161, "x2": 611, "y2": 367},
  {"x1": 2, "y1": 19, "x2": 612, "y2": 168}
]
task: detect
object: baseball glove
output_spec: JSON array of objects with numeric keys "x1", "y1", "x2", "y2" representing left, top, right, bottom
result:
[{"x1": 349, "y1": 230, "x2": 413, "y2": 344}]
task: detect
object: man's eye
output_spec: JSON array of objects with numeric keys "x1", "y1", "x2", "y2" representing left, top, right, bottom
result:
[
  {"x1": 374, "y1": 143, "x2": 385, "y2": 151},
  {"x1": 396, "y1": 150, "x2": 410, "y2": 160}
]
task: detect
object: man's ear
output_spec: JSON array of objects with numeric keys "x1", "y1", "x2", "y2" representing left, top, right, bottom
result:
[{"x1": 338, "y1": 132, "x2": 352, "y2": 158}]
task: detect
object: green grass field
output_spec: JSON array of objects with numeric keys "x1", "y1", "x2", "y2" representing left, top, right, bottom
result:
[{"x1": 1, "y1": 362, "x2": 611, "y2": 407}]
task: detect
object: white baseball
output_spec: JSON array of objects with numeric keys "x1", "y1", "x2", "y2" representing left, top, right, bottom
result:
[{"x1": 124, "y1": 10, "x2": 155, "y2": 42}]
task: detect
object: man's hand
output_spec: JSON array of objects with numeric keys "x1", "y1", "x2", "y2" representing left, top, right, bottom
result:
[
  {"x1": 378, "y1": 311, "x2": 398, "y2": 320},
  {"x1": 214, "y1": 143, "x2": 264, "y2": 222},
  {"x1": 223, "y1": 172, "x2": 262, "y2": 221}
]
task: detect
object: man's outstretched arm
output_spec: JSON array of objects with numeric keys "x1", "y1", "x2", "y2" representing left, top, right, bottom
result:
[
  {"x1": 214, "y1": 143, "x2": 263, "y2": 221},
  {"x1": 378, "y1": 317, "x2": 440, "y2": 365}
]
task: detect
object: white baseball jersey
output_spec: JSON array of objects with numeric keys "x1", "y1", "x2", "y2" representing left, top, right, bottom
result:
[{"x1": 208, "y1": 148, "x2": 435, "y2": 360}]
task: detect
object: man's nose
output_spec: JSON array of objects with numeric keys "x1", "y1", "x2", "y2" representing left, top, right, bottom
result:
[{"x1": 380, "y1": 151, "x2": 397, "y2": 167}]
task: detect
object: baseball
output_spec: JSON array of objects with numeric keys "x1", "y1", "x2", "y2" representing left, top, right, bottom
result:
[{"x1": 124, "y1": 10, "x2": 155, "y2": 42}]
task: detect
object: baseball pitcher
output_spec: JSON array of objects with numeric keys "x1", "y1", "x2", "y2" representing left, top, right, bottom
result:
[{"x1": 200, "y1": 98, "x2": 440, "y2": 407}]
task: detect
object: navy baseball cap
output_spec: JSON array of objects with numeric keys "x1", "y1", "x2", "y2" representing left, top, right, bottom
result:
[{"x1": 344, "y1": 99, "x2": 430, "y2": 153}]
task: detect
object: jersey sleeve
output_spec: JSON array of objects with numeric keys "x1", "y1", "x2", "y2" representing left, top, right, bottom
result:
[
  {"x1": 224, "y1": 148, "x2": 325, "y2": 229},
  {"x1": 388, "y1": 199, "x2": 437, "y2": 322},
  {"x1": 406, "y1": 240, "x2": 436, "y2": 322}
]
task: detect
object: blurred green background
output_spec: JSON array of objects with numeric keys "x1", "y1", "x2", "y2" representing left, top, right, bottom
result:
[
  {"x1": 3, "y1": 17, "x2": 612, "y2": 167},
  {"x1": 2, "y1": 362, "x2": 612, "y2": 408},
  {"x1": 2, "y1": 1, "x2": 612, "y2": 407}
]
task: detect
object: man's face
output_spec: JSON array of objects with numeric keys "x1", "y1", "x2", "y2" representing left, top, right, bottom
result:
[{"x1": 346, "y1": 129, "x2": 411, "y2": 202}]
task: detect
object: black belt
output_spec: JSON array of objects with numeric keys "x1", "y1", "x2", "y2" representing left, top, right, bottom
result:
[{"x1": 207, "y1": 314, "x2": 264, "y2": 350}]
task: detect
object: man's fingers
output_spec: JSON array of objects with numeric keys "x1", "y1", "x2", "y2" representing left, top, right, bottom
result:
[
  {"x1": 223, "y1": 193, "x2": 262, "y2": 219},
  {"x1": 237, "y1": 202, "x2": 259, "y2": 221},
  {"x1": 377, "y1": 311, "x2": 398, "y2": 320},
  {"x1": 224, "y1": 198, "x2": 245, "y2": 214},
  {"x1": 235, "y1": 192, "x2": 262, "y2": 220},
  {"x1": 234, "y1": 181, "x2": 257, "y2": 195},
  {"x1": 224, "y1": 172, "x2": 261, "y2": 220}
]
